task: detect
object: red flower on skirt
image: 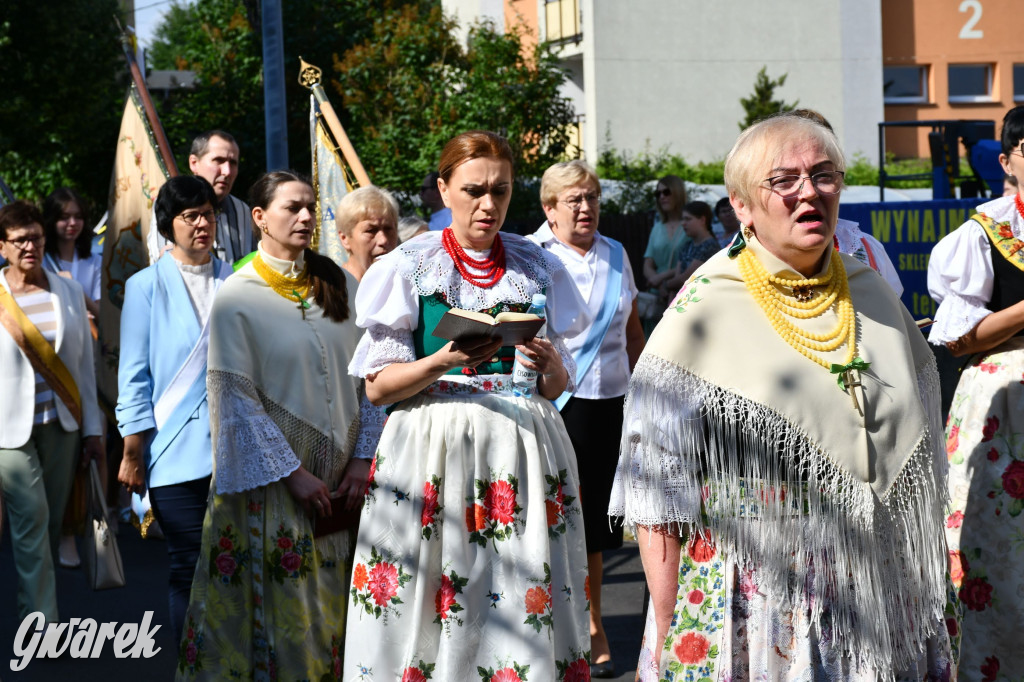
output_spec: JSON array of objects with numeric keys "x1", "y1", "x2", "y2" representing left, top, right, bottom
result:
[
  {"x1": 401, "y1": 668, "x2": 427, "y2": 682},
  {"x1": 981, "y1": 656, "x2": 1000, "y2": 682},
  {"x1": 422, "y1": 480, "x2": 439, "y2": 527},
  {"x1": 563, "y1": 658, "x2": 590, "y2": 682},
  {"x1": 946, "y1": 425, "x2": 960, "y2": 456},
  {"x1": 368, "y1": 562, "x2": 400, "y2": 606},
  {"x1": 673, "y1": 632, "x2": 711, "y2": 664},
  {"x1": 435, "y1": 574, "x2": 457, "y2": 619},
  {"x1": 491, "y1": 668, "x2": 522, "y2": 682},
  {"x1": 982, "y1": 415, "x2": 1000, "y2": 442},
  {"x1": 958, "y1": 576, "x2": 993, "y2": 611},
  {"x1": 485, "y1": 480, "x2": 517, "y2": 525},
  {"x1": 1002, "y1": 460, "x2": 1024, "y2": 499},
  {"x1": 352, "y1": 563, "x2": 368, "y2": 591},
  {"x1": 466, "y1": 504, "x2": 487, "y2": 532},
  {"x1": 524, "y1": 586, "x2": 551, "y2": 614},
  {"x1": 687, "y1": 534, "x2": 716, "y2": 563}
]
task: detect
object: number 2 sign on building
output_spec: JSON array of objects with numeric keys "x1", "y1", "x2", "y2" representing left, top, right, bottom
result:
[{"x1": 959, "y1": 0, "x2": 983, "y2": 39}]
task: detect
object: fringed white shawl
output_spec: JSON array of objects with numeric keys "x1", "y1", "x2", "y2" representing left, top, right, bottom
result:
[
  {"x1": 206, "y1": 256, "x2": 363, "y2": 555},
  {"x1": 610, "y1": 235, "x2": 948, "y2": 674}
]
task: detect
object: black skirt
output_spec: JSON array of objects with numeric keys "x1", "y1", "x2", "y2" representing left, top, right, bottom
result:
[{"x1": 560, "y1": 395, "x2": 625, "y2": 553}]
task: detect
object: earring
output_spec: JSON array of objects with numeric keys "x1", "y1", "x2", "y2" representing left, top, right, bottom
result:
[
  {"x1": 741, "y1": 225, "x2": 754, "y2": 240},
  {"x1": 260, "y1": 223, "x2": 269, "y2": 234}
]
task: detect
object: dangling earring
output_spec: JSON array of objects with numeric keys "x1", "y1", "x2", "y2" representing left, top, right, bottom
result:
[
  {"x1": 260, "y1": 223, "x2": 269, "y2": 234},
  {"x1": 741, "y1": 224, "x2": 754, "y2": 240}
]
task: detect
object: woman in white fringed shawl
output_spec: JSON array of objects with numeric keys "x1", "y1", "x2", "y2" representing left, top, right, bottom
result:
[
  {"x1": 610, "y1": 115, "x2": 954, "y2": 680},
  {"x1": 176, "y1": 171, "x2": 367, "y2": 680}
]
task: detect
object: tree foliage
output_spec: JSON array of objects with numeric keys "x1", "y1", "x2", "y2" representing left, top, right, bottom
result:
[
  {"x1": 333, "y1": 5, "x2": 576, "y2": 204},
  {"x1": 147, "y1": 0, "x2": 576, "y2": 217},
  {"x1": 0, "y1": 0, "x2": 123, "y2": 208},
  {"x1": 148, "y1": 0, "x2": 393, "y2": 199},
  {"x1": 738, "y1": 66, "x2": 798, "y2": 130}
]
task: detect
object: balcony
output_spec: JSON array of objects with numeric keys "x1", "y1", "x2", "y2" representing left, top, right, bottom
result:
[{"x1": 545, "y1": 0, "x2": 581, "y2": 45}]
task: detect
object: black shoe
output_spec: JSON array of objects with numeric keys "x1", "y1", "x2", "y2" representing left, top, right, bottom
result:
[{"x1": 590, "y1": 660, "x2": 616, "y2": 678}]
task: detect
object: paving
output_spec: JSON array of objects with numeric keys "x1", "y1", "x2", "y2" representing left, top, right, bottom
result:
[{"x1": 1, "y1": 524, "x2": 646, "y2": 681}]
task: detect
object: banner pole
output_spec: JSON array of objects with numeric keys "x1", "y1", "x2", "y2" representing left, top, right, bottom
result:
[{"x1": 298, "y1": 58, "x2": 371, "y2": 187}]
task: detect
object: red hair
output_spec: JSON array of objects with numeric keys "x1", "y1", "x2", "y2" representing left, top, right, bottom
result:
[{"x1": 438, "y1": 131, "x2": 515, "y2": 182}]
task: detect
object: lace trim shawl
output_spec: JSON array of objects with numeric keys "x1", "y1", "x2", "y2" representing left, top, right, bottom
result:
[
  {"x1": 389, "y1": 230, "x2": 565, "y2": 311},
  {"x1": 609, "y1": 351, "x2": 947, "y2": 674},
  {"x1": 209, "y1": 369, "x2": 359, "y2": 495}
]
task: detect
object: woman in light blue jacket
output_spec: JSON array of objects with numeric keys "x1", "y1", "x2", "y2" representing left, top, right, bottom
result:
[{"x1": 116, "y1": 176, "x2": 231, "y2": 640}]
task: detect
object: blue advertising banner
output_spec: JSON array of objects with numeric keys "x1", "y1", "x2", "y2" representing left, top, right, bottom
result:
[{"x1": 838, "y1": 198, "x2": 980, "y2": 319}]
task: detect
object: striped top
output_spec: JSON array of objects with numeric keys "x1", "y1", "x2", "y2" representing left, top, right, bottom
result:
[{"x1": 15, "y1": 291, "x2": 58, "y2": 424}]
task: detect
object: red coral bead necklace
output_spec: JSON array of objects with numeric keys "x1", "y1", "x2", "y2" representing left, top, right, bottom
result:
[{"x1": 442, "y1": 227, "x2": 506, "y2": 288}]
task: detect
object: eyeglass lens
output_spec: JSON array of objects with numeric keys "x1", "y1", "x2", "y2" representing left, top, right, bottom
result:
[
  {"x1": 178, "y1": 210, "x2": 217, "y2": 225},
  {"x1": 767, "y1": 172, "x2": 843, "y2": 196}
]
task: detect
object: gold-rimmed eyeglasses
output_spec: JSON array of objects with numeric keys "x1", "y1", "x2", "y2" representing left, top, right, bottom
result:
[{"x1": 761, "y1": 171, "x2": 845, "y2": 198}]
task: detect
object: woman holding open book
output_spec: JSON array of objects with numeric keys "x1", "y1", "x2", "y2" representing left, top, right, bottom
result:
[{"x1": 344, "y1": 131, "x2": 592, "y2": 680}]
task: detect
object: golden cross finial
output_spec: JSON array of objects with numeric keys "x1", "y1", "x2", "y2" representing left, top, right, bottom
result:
[{"x1": 298, "y1": 57, "x2": 322, "y2": 90}]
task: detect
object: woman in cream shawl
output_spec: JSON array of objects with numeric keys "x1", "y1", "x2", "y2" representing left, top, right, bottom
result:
[
  {"x1": 176, "y1": 171, "x2": 366, "y2": 680},
  {"x1": 611, "y1": 115, "x2": 953, "y2": 680}
]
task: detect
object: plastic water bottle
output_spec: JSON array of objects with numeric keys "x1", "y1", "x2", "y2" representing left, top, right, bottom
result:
[{"x1": 512, "y1": 293, "x2": 547, "y2": 398}]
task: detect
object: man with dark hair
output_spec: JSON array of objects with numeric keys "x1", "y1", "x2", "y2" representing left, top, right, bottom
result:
[{"x1": 147, "y1": 130, "x2": 256, "y2": 264}]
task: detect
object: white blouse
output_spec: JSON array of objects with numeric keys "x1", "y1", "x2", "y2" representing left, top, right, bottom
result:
[
  {"x1": 927, "y1": 195, "x2": 1020, "y2": 345},
  {"x1": 349, "y1": 231, "x2": 582, "y2": 391},
  {"x1": 528, "y1": 222, "x2": 637, "y2": 399},
  {"x1": 834, "y1": 218, "x2": 903, "y2": 297}
]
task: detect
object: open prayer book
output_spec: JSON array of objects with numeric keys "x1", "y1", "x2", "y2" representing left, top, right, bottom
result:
[{"x1": 431, "y1": 308, "x2": 545, "y2": 346}]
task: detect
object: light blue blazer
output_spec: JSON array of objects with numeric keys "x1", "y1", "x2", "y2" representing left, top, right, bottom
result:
[{"x1": 116, "y1": 255, "x2": 231, "y2": 488}]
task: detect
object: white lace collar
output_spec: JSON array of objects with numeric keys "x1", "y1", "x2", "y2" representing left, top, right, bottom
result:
[{"x1": 384, "y1": 230, "x2": 566, "y2": 309}]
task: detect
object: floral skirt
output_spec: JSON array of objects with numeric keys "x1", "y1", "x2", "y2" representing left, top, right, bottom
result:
[
  {"x1": 944, "y1": 338, "x2": 1024, "y2": 681},
  {"x1": 635, "y1": 532, "x2": 954, "y2": 682},
  {"x1": 175, "y1": 480, "x2": 350, "y2": 681},
  {"x1": 343, "y1": 391, "x2": 591, "y2": 681}
]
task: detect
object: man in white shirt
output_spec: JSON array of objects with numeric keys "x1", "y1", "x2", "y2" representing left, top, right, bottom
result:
[{"x1": 529, "y1": 160, "x2": 645, "y2": 679}]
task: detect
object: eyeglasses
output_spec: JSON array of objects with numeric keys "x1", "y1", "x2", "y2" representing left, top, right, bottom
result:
[
  {"x1": 762, "y1": 170, "x2": 845, "y2": 198},
  {"x1": 654, "y1": 188, "x2": 671, "y2": 198},
  {"x1": 176, "y1": 209, "x2": 217, "y2": 226},
  {"x1": 2, "y1": 234, "x2": 44, "y2": 249},
  {"x1": 1013, "y1": 142, "x2": 1024, "y2": 158},
  {"x1": 561, "y1": 193, "x2": 601, "y2": 211}
]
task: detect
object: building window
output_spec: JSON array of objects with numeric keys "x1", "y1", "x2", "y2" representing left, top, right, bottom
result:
[
  {"x1": 545, "y1": 0, "x2": 580, "y2": 43},
  {"x1": 948, "y1": 64, "x2": 994, "y2": 103},
  {"x1": 1015, "y1": 64, "x2": 1024, "y2": 102},
  {"x1": 883, "y1": 66, "x2": 928, "y2": 103}
]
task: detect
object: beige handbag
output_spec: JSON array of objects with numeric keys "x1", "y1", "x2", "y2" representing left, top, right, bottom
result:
[{"x1": 81, "y1": 460, "x2": 126, "y2": 590}]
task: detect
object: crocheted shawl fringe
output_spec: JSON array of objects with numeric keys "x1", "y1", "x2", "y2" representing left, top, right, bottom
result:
[
  {"x1": 617, "y1": 353, "x2": 948, "y2": 673},
  {"x1": 214, "y1": 369, "x2": 360, "y2": 558}
]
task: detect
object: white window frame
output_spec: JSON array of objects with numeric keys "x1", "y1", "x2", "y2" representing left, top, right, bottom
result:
[
  {"x1": 948, "y1": 63, "x2": 994, "y2": 103},
  {"x1": 883, "y1": 65, "x2": 929, "y2": 104}
]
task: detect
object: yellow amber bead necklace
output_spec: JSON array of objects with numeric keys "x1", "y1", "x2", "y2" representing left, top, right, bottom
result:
[
  {"x1": 252, "y1": 253, "x2": 311, "y2": 317},
  {"x1": 738, "y1": 247, "x2": 856, "y2": 369}
]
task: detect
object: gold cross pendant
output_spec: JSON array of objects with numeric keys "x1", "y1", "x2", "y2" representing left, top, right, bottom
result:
[{"x1": 843, "y1": 369, "x2": 863, "y2": 415}]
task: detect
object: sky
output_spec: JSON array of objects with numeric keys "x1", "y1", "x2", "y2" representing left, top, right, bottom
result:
[{"x1": 132, "y1": 0, "x2": 186, "y2": 50}]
